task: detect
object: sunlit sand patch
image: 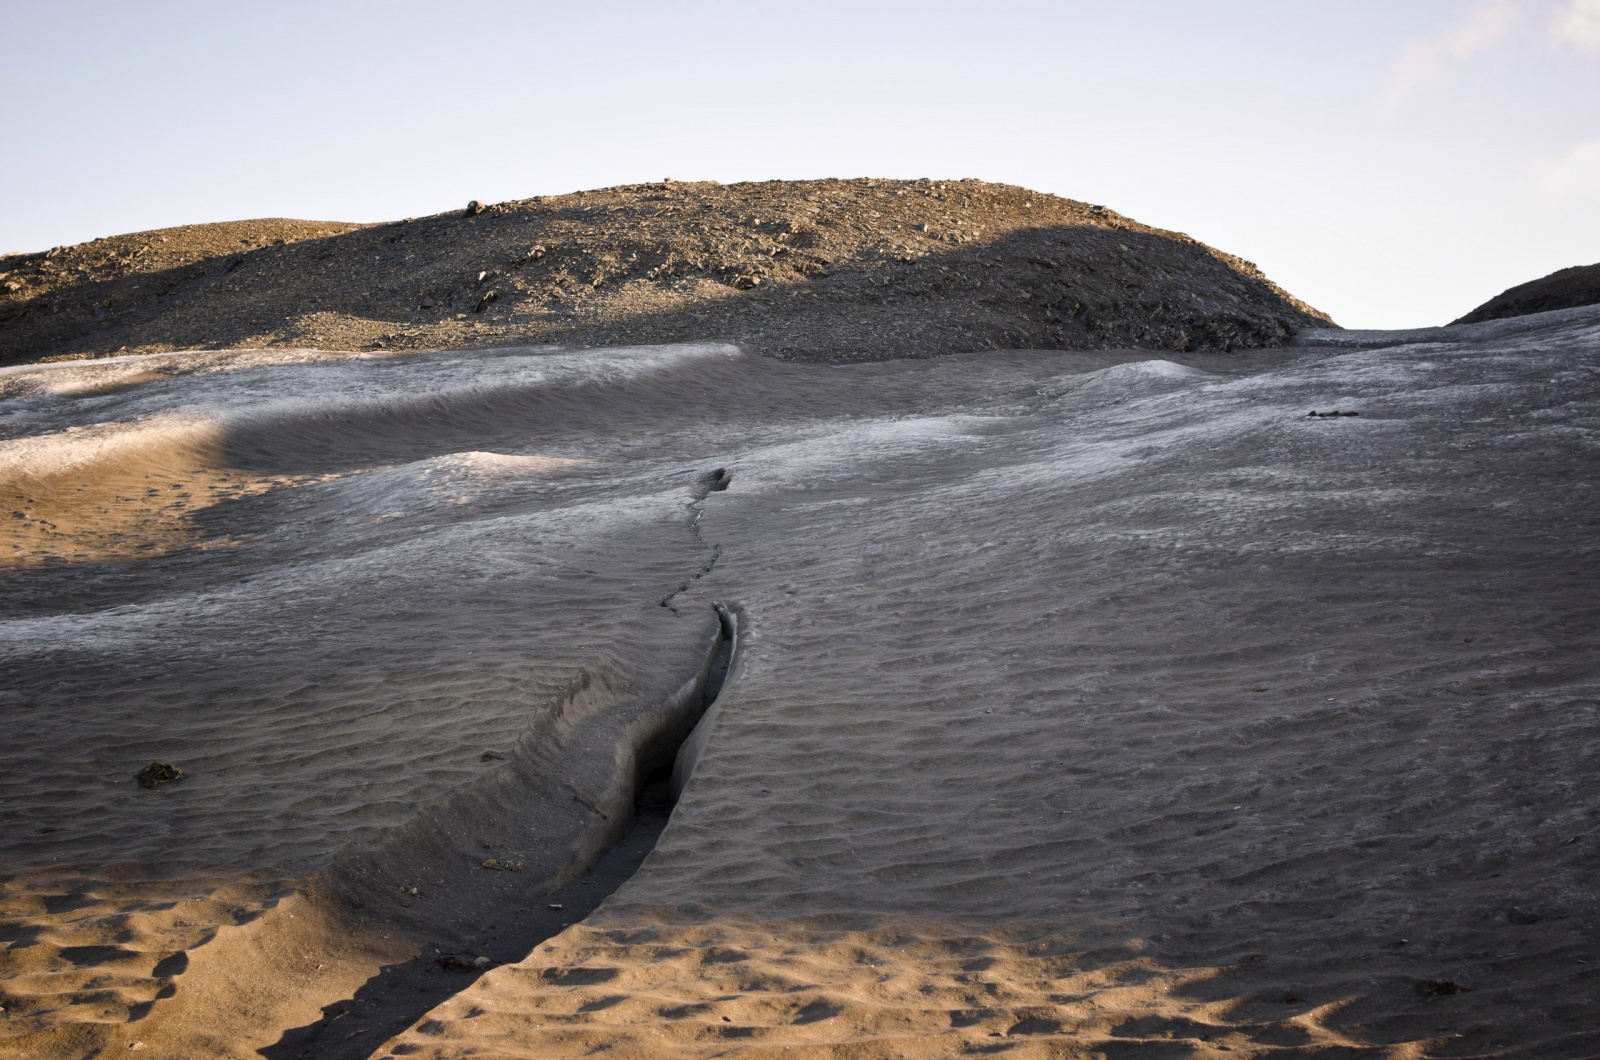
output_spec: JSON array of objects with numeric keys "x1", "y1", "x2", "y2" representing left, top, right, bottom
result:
[
  {"x1": 378, "y1": 914, "x2": 1393, "y2": 1059},
  {"x1": 0, "y1": 352, "x2": 185, "y2": 400},
  {"x1": 1, "y1": 423, "x2": 597, "y2": 563},
  {"x1": 23, "y1": 366, "x2": 175, "y2": 398},
  {"x1": 0, "y1": 873, "x2": 290, "y2": 1056},
  {"x1": 0, "y1": 346, "x2": 386, "y2": 401},
  {"x1": 418, "y1": 452, "x2": 594, "y2": 506},
  {"x1": 0, "y1": 415, "x2": 310, "y2": 565}
]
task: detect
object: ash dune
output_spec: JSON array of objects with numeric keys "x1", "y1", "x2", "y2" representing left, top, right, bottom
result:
[
  {"x1": 0, "y1": 312, "x2": 1596, "y2": 1056},
  {"x1": 388, "y1": 314, "x2": 1600, "y2": 1059},
  {"x1": 2, "y1": 188, "x2": 1599, "y2": 1058},
  {"x1": 0, "y1": 179, "x2": 1329, "y2": 368}
]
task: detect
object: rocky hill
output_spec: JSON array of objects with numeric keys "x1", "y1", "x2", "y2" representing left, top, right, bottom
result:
[
  {"x1": 1454, "y1": 261, "x2": 1600, "y2": 325},
  {"x1": 0, "y1": 179, "x2": 1332, "y2": 366}
]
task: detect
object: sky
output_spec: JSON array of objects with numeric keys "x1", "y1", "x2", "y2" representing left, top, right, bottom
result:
[{"x1": 1, "y1": 0, "x2": 1597, "y2": 328}]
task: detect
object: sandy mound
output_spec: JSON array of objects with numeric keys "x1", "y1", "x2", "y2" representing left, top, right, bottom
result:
[
  {"x1": 3, "y1": 312, "x2": 1598, "y2": 1057},
  {"x1": 1454, "y1": 261, "x2": 1600, "y2": 324},
  {"x1": 0, "y1": 179, "x2": 1331, "y2": 368}
]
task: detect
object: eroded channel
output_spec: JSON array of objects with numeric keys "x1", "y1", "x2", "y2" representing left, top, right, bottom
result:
[{"x1": 259, "y1": 603, "x2": 740, "y2": 1059}]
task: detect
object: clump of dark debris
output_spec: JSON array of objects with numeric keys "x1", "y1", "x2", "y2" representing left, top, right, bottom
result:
[
  {"x1": 0, "y1": 178, "x2": 1333, "y2": 367},
  {"x1": 135, "y1": 761, "x2": 184, "y2": 788}
]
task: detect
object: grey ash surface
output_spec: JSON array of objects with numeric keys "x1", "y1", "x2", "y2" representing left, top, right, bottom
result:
[{"x1": 4, "y1": 305, "x2": 1600, "y2": 1054}]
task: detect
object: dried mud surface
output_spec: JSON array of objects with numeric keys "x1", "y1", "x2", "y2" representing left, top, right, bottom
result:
[
  {"x1": 0, "y1": 179, "x2": 1330, "y2": 368},
  {"x1": 2, "y1": 307, "x2": 1598, "y2": 1058}
]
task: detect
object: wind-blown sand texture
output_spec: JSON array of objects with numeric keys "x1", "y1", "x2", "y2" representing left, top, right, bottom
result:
[
  {"x1": 2, "y1": 305, "x2": 1599, "y2": 1057},
  {"x1": 0, "y1": 179, "x2": 1330, "y2": 368}
]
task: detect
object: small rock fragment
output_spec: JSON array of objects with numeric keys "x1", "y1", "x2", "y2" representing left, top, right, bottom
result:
[
  {"x1": 481, "y1": 858, "x2": 525, "y2": 872},
  {"x1": 464, "y1": 200, "x2": 487, "y2": 216},
  {"x1": 547, "y1": 902, "x2": 563, "y2": 910},
  {"x1": 473, "y1": 955, "x2": 492, "y2": 969}
]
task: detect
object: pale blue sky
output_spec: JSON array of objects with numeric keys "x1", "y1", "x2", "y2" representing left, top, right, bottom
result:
[{"x1": 2, "y1": 0, "x2": 1597, "y2": 327}]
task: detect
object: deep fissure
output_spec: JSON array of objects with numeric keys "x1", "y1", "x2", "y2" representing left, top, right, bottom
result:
[{"x1": 263, "y1": 603, "x2": 739, "y2": 1060}]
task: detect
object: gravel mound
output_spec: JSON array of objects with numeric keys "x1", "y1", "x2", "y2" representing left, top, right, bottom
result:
[
  {"x1": 1455, "y1": 261, "x2": 1600, "y2": 324},
  {"x1": 0, "y1": 178, "x2": 1332, "y2": 366}
]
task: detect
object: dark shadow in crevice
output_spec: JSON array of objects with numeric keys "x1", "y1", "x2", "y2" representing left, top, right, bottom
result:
[{"x1": 259, "y1": 604, "x2": 738, "y2": 1060}]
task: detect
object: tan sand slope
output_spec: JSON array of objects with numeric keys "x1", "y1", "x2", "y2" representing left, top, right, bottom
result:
[
  {"x1": 0, "y1": 179, "x2": 1330, "y2": 368},
  {"x1": 0, "y1": 413, "x2": 316, "y2": 565},
  {"x1": 2, "y1": 307, "x2": 1599, "y2": 1057}
]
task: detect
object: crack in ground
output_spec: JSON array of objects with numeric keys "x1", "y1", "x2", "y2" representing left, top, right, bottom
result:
[
  {"x1": 660, "y1": 467, "x2": 731, "y2": 615},
  {"x1": 262, "y1": 607, "x2": 739, "y2": 1060}
]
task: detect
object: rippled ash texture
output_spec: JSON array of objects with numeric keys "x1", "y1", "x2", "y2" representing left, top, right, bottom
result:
[{"x1": 2, "y1": 309, "x2": 1599, "y2": 1057}]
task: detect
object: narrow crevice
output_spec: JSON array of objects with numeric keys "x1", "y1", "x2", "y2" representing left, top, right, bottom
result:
[
  {"x1": 700, "y1": 604, "x2": 736, "y2": 706},
  {"x1": 670, "y1": 603, "x2": 739, "y2": 798},
  {"x1": 261, "y1": 603, "x2": 739, "y2": 1060}
]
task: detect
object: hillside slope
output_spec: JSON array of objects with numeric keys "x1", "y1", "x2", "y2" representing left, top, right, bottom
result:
[
  {"x1": 1455, "y1": 261, "x2": 1600, "y2": 324},
  {"x1": 0, "y1": 179, "x2": 1332, "y2": 365}
]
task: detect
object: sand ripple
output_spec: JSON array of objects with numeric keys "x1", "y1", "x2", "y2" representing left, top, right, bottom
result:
[{"x1": 3, "y1": 323, "x2": 1599, "y2": 1056}]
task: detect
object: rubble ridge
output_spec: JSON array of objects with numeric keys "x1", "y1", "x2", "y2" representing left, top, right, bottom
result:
[{"x1": 0, "y1": 178, "x2": 1333, "y2": 365}]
